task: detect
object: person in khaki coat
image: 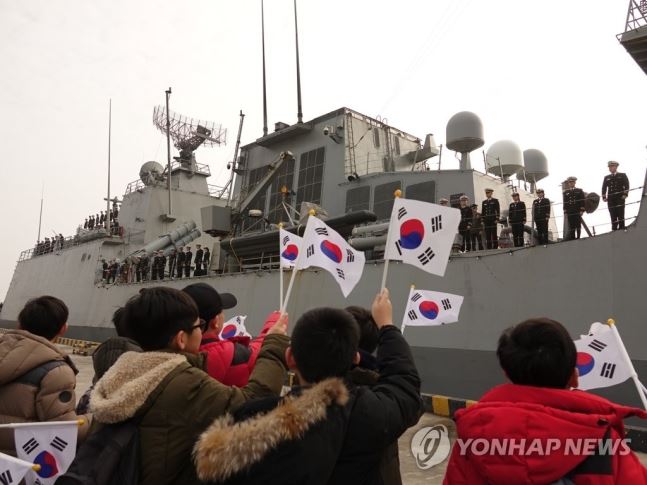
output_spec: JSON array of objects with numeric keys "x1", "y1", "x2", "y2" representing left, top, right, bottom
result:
[
  {"x1": 89, "y1": 287, "x2": 289, "y2": 485},
  {"x1": 0, "y1": 296, "x2": 90, "y2": 455}
]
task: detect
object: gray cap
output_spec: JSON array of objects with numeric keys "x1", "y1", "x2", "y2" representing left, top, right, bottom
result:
[
  {"x1": 567, "y1": 176, "x2": 577, "y2": 182},
  {"x1": 485, "y1": 188, "x2": 494, "y2": 193},
  {"x1": 608, "y1": 160, "x2": 619, "y2": 167}
]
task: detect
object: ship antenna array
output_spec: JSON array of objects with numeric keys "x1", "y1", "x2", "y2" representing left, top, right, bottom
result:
[{"x1": 153, "y1": 106, "x2": 227, "y2": 152}]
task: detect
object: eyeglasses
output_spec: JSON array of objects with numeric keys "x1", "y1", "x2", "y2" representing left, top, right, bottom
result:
[{"x1": 190, "y1": 319, "x2": 208, "y2": 333}]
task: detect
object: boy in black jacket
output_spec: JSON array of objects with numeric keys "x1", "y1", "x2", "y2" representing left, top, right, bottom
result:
[{"x1": 194, "y1": 289, "x2": 423, "y2": 485}]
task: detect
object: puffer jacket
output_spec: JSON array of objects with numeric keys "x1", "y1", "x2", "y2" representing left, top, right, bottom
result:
[
  {"x1": 0, "y1": 330, "x2": 90, "y2": 455},
  {"x1": 89, "y1": 333, "x2": 289, "y2": 485}
]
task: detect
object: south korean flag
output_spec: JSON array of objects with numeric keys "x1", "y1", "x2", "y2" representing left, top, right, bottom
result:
[
  {"x1": 14, "y1": 421, "x2": 78, "y2": 485},
  {"x1": 297, "y1": 216, "x2": 365, "y2": 297},
  {"x1": 0, "y1": 453, "x2": 35, "y2": 485},
  {"x1": 402, "y1": 288, "x2": 464, "y2": 327},
  {"x1": 279, "y1": 228, "x2": 303, "y2": 269},
  {"x1": 384, "y1": 198, "x2": 461, "y2": 277},
  {"x1": 574, "y1": 323, "x2": 632, "y2": 391}
]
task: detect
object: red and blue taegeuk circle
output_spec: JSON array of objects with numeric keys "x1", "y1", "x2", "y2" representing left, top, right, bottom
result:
[
  {"x1": 320, "y1": 240, "x2": 343, "y2": 263},
  {"x1": 576, "y1": 352, "x2": 595, "y2": 376},
  {"x1": 419, "y1": 301, "x2": 439, "y2": 320},
  {"x1": 399, "y1": 219, "x2": 425, "y2": 250},
  {"x1": 281, "y1": 244, "x2": 299, "y2": 261},
  {"x1": 34, "y1": 450, "x2": 59, "y2": 478},
  {"x1": 220, "y1": 324, "x2": 238, "y2": 340}
]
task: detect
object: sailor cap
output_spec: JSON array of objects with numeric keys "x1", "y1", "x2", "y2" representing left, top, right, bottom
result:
[
  {"x1": 485, "y1": 188, "x2": 494, "y2": 192},
  {"x1": 608, "y1": 160, "x2": 619, "y2": 167},
  {"x1": 439, "y1": 198, "x2": 449, "y2": 204},
  {"x1": 459, "y1": 195, "x2": 469, "y2": 200},
  {"x1": 567, "y1": 176, "x2": 577, "y2": 182}
]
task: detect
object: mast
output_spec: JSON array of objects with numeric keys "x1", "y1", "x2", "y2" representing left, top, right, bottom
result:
[
  {"x1": 294, "y1": 0, "x2": 303, "y2": 124},
  {"x1": 227, "y1": 110, "x2": 246, "y2": 205},
  {"x1": 105, "y1": 99, "x2": 112, "y2": 230},
  {"x1": 37, "y1": 184, "x2": 43, "y2": 242},
  {"x1": 165, "y1": 88, "x2": 172, "y2": 215},
  {"x1": 262, "y1": 0, "x2": 268, "y2": 136}
]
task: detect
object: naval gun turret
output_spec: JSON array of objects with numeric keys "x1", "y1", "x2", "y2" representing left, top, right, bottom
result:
[{"x1": 125, "y1": 221, "x2": 201, "y2": 262}]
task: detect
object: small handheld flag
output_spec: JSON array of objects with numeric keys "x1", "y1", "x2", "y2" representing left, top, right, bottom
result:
[
  {"x1": 0, "y1": 452, "x2": 38, "y2": 485},
  {"x1": 13, "y1": 421, "x2": 78, "y2": 485},
  {"x1": 279, "y1": 228, "x2": 302, "y2": 269},
  {"x1": 384, "y1": 198, "x2": 460, "y2": 277},
  {"x1": 219, "y1": 315, "x2": 250, "y2": 340},
  {"x1": 297, "y1": 216, "x2": 365, "y2": 297},
  {"x1": 574, "y1": 322, "x2": 631, "y2": 391},
  {"x1": 401, "y1": 287, "x2": 464, "y2": 328}
]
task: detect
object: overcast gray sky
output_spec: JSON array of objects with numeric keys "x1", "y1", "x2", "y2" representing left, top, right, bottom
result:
[{"x1": 1, "y1": 0, "x2": 646, "y2": 301}]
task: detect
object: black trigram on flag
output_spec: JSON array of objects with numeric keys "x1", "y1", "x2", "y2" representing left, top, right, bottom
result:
[
  {"x1": 336, "y1": 268, "x2": 345, "y2": 280},
  {"x1": 417, "y1": 248, "x2": 435, "y2": 265},
  {"x1": 22, "y1": 437, "x2": 38, "y2": 455},
  {"x1": 397, "y1": 207, "x2": 407, "y2": 220},
  {"x1": 306, "y1": 244, "x2": 315, "y2": 257},
  {"x1": 394, "y1": 240, "x2": 402, "y2": 256},
  {"x1": 346, "y1": 249, "x2": 355, "y2": 263},
  {"x1": 411, "y1": 292, "x2": 422, "y2": 302},
  {"x1": 315, "y1": 227, "x2": 328, "y2": 236},
  {"x1": 441, "y1": 298, "x2": 451, "y2": 310},
  {"x1": 431, "y1": 215, "x2": 442, "y2": 233},
  {"x1": 51, "y1": 436, "x2": 68, "y2": 452},
  {"x1": 600, "y1": 362, "x2": 616, "y2": 379},
  {"x1": 282, "y1": 235, "x2": 289, "y2": 245},
  {"x1": 0, "y1": 469, "x2": 13, "y2": 485},
  {"x1": 407, "y1": 309, "x2": 418, "y2": 321},
  {"x1": 589, "y1": 339, "x2": 607, "y2": 352}
]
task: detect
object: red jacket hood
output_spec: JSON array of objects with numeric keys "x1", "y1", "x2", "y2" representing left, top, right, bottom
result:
[{"x1": 453, "y1": 384, "x2": 647, "y2": 484}]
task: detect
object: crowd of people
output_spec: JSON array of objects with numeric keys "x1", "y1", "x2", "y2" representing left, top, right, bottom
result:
[
  {"x1": 0, "y1": 283, "x2": 647, "y2": 485},
  {"x1": 100, "y1": 244, "x2": 212, "y2": 285},
  {"x1": 0, "y1": 287, "x2": 645, "y2": 484},
  {"x1": 445, "y1": 160, "x2": 631, "y2": 252}
]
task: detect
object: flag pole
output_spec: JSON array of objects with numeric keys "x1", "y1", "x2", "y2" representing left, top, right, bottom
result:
[
  {"x1": 607, "y1": 318, "x2": 647, "y2": 410},
  {"x1": 381, "y1": 189, "x2": 402, "y2": 290},
  {"x1": 279, "y1": 223, "x2": 284, "y2": 308},
  {"x1": 281, "y1": 212, "x2": 314, "y2": 314}
]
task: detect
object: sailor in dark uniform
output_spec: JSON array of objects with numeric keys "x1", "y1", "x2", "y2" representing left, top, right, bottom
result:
[
  {"x1": 508, "y1": 192, "x2": 527, "y2": 248},
  {"x1": 83, "y1": 218, "x2": 88, "y2": 229},
  {"x1": 158, "y1": 251, "x2": 167, "y2": 280},
  {"x1": 135, "y1": 256, "x2": 142, "y2": 282},
  {"x1": 176, "y1": 246, "x2": 185, "y2": 279},
  {"x1": 532, "y1": 188, "x2": 551, "y2": 245},
  {"x1": 458, "y1": 195, "x2": 472, "y2": 252},
  {"x1": 184, "y1": 246, "x2": 193, "y2": 278},
  {"x1": 168, "y1": 249, "x2": 177, "y2": 279},
  {"x1": 602, "y1": 160, "x2": 630, "y2": 231},
  {"x1": 481, "y1": 188, "x2": 500, "y2": 249},
  {"x1": 140, "y1": 254, "x2": 150, "y2": 281},
  {"x1": 151, "y1": 251, "x2": 160, "y2": 280},
  {"x1": 194, "y1": 244, "x2": 203, "y2": 276},
  {"x1": 563, "y1": 176, "x2": 585, "y2": 240},
  {"x1": 202, "y1": 247, "x2": 210, "y2": 275}
]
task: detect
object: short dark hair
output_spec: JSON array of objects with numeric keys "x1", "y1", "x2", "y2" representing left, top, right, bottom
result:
[
  {"x1": 121, "y1": 287, "x2": 199, "y2": 351},
  {"x1": 497, "y1": 318, "x2": 576, "y2": 388},
  {"x1": 291, "y1": 308, "x2": 359, "y2": 383},
  {"x1": 345, "y1": 306, "x2": 378, "y2": 354},
  {"x1": 18, "y1": 296, "x2": 69, "y2": 340}
]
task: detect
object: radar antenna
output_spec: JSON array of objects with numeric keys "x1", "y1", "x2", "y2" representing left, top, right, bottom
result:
[{"x1": 152, "y1": 106, "x2": 227, "y2": 164}]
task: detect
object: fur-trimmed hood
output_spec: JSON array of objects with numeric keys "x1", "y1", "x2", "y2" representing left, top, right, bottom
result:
[
  {"x1": 90, "y1": 351, "x2": 187, "y2": 423},
  {"x1": 194, "y1": 377, "x2": 349, "y2": 482}
]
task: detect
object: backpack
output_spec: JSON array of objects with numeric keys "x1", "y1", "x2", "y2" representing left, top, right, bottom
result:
[{"x1": 55, "y1": 419, "x2": 140, "y2": 485}]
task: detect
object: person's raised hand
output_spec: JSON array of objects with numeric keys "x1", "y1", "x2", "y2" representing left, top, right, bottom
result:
[
  {"x1": 371, "y1": 288, "x2": 393, "y2": 329},
  {"x1": 268, "y1": 312, "x2": 288, "y2": 335}
]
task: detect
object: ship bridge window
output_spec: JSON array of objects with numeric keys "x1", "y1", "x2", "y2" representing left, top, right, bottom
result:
[
  {"x1": 405, "y1": 181, "x2": 435, "y2": 203},
  {"x1": 267, "y1": 157, "x2": 296, "y2": 224},
  {"x1": 373, "y1": 181, "x2": 401, "y2": 221},
  {"x1": 345, "y1": 186, "x2": 370, "y2": 213},
  {"x1": 296, "y1": 147, "x2": 325, "y2": 207}
]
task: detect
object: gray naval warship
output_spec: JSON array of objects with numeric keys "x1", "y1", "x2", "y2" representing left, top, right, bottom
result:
[{"x1": 2, "y1": 0, "x2": 647, "y2": 415}]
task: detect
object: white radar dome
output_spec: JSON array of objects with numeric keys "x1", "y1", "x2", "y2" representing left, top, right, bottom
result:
[
  {"x1": 523, "y1": 148, "x2": 549, "y2": 182},
  {"x1": 446, "y1": 111, "x2": 485, "y2": 154},
  {"x1": 139, "y1": 161, "x2": 165, "y2": 186},
  {"x1": 486, "y1": 140, "x2": 523, "y2": 178}
]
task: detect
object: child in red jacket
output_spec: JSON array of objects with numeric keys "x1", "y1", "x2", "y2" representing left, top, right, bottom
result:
[
  {"x1": 444, "y1": 318, "x2": 647, "y2": 485},
  {"x1": 182, "y1": 283, "x2": 280, "y2": 387}
]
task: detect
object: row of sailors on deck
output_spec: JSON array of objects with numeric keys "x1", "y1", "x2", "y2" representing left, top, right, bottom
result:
[
  {"x1": 444, "y1": 160, "x2": 630, "y2": 251},
  {"x1": 33, "y1": 233, "x2": 65, "y2": 255},
  {"x1": 83, "y1": 204, "x2": 119, "y2": 230},
  {"x1": 101, "y1": 245, "x2": 211, "y2": 284}
]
